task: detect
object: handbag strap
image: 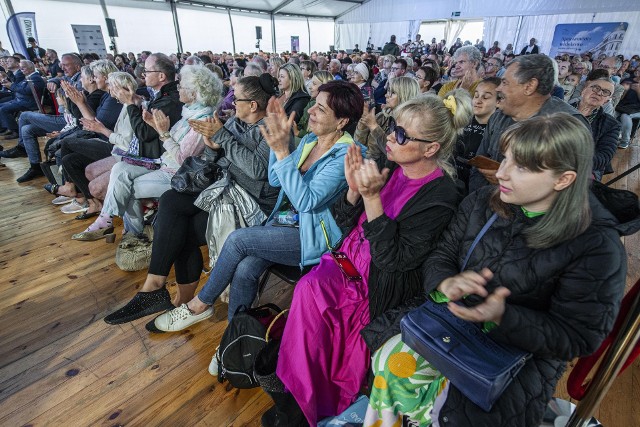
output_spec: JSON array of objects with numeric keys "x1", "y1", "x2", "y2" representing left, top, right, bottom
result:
[
  {"x1": 461, "y1": 213, "x2": 498, "y2": 272},
  {"x1": 265, "y1": 309, "x2": 289, "y2": 342}
]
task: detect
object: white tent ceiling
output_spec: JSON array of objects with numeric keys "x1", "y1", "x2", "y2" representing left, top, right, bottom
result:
[{"x1": 144, "y1": 0, "x2": 365, "y2": 19}]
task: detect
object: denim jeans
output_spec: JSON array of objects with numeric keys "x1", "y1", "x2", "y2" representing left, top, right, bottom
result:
[
  {"x1": 18, "y1": 112, "x2": 66, "y2": 163},
  {"x1": 102, "y1": 161, "x2": 173, "y2": 234},
  {"x1": 619, "y1": 111, "x2": 640, "y2": 145},
  {"x1": 0, "y1": 101, "x2": 29, "y2": 132},
  {"x1": 197, "y1": 224, "x2": 301, "y2": 321}
]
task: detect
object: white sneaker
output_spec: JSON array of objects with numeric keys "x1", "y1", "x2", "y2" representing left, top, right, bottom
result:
[
  {"x1": 52, "y1": 195, "x2": 73, "y2": 205},
  {"x1": 60, "y1": 199, "x2": 88, "y2": 214},
  {"x1": 208, "y1": 346, "x2": 220, "y2": 376},
  {"x1": 153, "y1": 304, "x2": 213, "y2": 332}
]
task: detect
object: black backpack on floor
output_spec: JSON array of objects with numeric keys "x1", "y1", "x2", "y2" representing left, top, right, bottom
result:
[{"x1": 217, "y1": 303, "x2": 287, "y2": 389}]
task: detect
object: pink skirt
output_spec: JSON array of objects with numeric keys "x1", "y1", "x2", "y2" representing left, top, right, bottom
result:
[{"x1": 276, "y1": 253, "x2": 370, "y2": 425}]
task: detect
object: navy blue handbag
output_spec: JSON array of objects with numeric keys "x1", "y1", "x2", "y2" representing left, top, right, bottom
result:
[
  {"x1": 400, "y1": 298, "x2": 530, "y2": 411},
  {"x1": 400, "y1": 213, "x2": 531, "y2": 411}
]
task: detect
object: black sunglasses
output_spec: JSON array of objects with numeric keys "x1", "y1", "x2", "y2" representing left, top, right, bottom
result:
[{"x1": 387, "y1": 118, "x2": 435, "y2": 145}]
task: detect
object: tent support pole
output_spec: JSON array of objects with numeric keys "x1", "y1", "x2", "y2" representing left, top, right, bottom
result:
[
  {"x1": 271, "y1": 13, "x2": 277, "y2": 53},
  {"x1": 306, "y1": 17, "x2": 311, "y2": 53},
  {"x1": 169, "y1": 0, "x2": 183, "y2": 54},
  {"x1": 227, "y1": 9, "x2": 236, "y2": 54},
  {"x1": 513, "y1": 15, "x2": 523, "y2": 55},
  {"x1": 99, "y1": 0, "x2": 118, "y2": 55}
]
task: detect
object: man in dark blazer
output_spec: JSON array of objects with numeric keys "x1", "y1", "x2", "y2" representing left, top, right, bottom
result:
[
  {"x1": 26, "y1": 37, "x2": 46, "y2": 62},
  {"x1": 0, "y1": 60, "x2": 45, "y2": 139},
  {"x1": 520, "y1": 38, "x2": 540, "y2": 55}
]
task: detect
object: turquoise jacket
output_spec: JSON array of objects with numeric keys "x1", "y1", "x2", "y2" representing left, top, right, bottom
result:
[{"x1": 268, "y1": 132, "x2": 366, "y2": 267}]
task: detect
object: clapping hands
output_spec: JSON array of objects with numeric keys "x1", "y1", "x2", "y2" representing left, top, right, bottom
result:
[
  {"x1": 438, "y1": 268, "x2": 510, "y2": 324},
  {"x1": 344, "y1": 143, "x2": 389, "y2": 202},
  {"x1": 259, "y1": 97, "x2": 295, "y2": 160}
]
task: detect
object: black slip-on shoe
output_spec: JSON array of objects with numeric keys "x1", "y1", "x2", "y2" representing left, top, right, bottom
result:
[{"x1": 104, "y1": 287, "x2": 174, "y2": 324}]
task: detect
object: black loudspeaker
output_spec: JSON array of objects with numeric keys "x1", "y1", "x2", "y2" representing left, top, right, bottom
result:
[
  {"x1": 256, "y1": 26, "x2": 262, "y2": 40},
  {"x1": 329, "y1": 45, "x2": 335, "y2": 52},
  {"x1": 106, "y1": 18, "x2": 118, "y2": 37}
]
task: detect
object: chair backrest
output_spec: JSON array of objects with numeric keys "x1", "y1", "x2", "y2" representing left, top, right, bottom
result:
[{"x1": 27, "y1": 79, "x2": 45, "y2": 114}]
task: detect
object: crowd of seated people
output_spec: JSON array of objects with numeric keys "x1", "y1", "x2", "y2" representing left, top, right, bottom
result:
[{"x1": 1, "y1": 36, "x2": 640, "y2": 427}]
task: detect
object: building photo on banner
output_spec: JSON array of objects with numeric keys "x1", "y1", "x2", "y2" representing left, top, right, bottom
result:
[{"x1": 549, "y1": 22, "x2": 629, "y2": 58}]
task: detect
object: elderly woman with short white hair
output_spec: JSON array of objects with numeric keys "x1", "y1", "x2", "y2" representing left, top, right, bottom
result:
[
  {"x1": 72, "y1": 65, "x2": 223, "y2": 241},
  {"x1": 349, "y1": 62, "x2": 372, "y2": 98}
]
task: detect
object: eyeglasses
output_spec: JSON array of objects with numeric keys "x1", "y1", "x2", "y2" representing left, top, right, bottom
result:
[
  {"x1": 232, "y1": 95, "x2": 253, "y2": 105},
  {"x1": 142, "y1": 70, "x2": 163, "y2": 77},
  {"x1": 588, "y1": 84, "x2": 612, "y2": 97},
  {"x1": 391, "y1": 66, "x2": 403, "y2": 71},
  {"x1": 486, "y1": 62, "x2": 498, "y2": 68},
  {"x1": 387, "y1": 118, "x2": 435, "y2": 145}
]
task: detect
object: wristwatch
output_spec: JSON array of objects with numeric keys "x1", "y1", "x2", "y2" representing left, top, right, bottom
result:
[{"x1": 159, "y1": 131, "x2": 171, "y2": 140}]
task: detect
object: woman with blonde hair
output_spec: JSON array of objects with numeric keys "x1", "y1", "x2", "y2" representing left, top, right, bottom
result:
[
  {"x1": 355, "y1": 76, "x2": 420, "y2": 159},
  {"x1": 362, "y1": 112, "x2": 633, "y2": 427},
  {"x1": 276, "y1": 63, "x2": 311, "y2": 125},
  {"x1": 269, "y1": 91, "x2": 473, "y2": 426},
  {"x1": 268, "y1": 56, "x2": 284, "y2": 79}
]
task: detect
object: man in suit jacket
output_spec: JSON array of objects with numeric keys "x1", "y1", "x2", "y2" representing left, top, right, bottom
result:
[
  {"x1": 26, "y1": 37, "x2": 46, "y2": 62},
  {"x1": 520, "y1": 38, "x2": 540, "y2": 55},
  {"x1": 0, "y1": 60, "x2": 45, "y2": 139}
]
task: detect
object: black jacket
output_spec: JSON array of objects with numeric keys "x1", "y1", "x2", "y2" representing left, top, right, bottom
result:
[
  {"x1": 470, "y1": 97, "x2": 588, "y2": 191},
  {"x1": 126, "y1": 80, "x2": 182, "y2": 159},
  {"x1": 568, "y1": 102, "x2": 620, "y2": 181},
  {"x1": 284, "y1": 90, "x2": 311, "y2": 126},
  {"x1": 27, "y1": 46, "x2": 46, "y2": 62},
  {"x1": 520, "y1": 44, "x2": 539, "y2": 55},
  {"x1": 333, "y1": 163, "x2": 461, "y2": 319},
  {"x1": 365, "y1": 186, "x2": 635, "y2": 427}
]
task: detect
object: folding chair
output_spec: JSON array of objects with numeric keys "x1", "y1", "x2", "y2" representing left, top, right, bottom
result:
[
  {"x1": 27, "y1": 79, "x2": 45, "y2": 114},
  {"x1": 542, "y1": 278, "x2": 640, "y2": 426},
  {"x1": 255, "y1": 264, "x2": 312, "y2": 305}
]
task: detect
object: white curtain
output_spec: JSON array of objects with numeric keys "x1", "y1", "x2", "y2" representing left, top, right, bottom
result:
[
  {"x1": 483, "y1": 16, "x2": 521, "y2": 51},
  {"x1": 408, "y1": 20, "x2": 421, "y2": 43},
  {"x1": 337, "y1": 21, "x2": 415, "y2": 51},
  {"x1": 370, "y1": 21, "x2": 412, "y2": 49},
  {"x1": 484, "y1": 12, "x2": 640, "y2": 58},
  {"x1": 335, "y1": 22, "x2": 370, "y2": 50},
  {"x1": 444, "y1": 20, "x2": 467, "y2": 46}
]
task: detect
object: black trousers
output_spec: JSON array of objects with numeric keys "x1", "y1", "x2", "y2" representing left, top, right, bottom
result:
[
  {"x1": 148, "y1": 189, "x2": 208, "y2": 283},
  {"x1": 60, "y1": 137, "x2": 112, "y2": 199}
]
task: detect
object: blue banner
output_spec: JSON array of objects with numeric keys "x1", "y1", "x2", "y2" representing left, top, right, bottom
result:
[
  {"x1": 549, "y1": 22, "x2": 628, "y2": 58},
  {"x1": 6, "y1": 12, "x2": 38, "y2": 58}
]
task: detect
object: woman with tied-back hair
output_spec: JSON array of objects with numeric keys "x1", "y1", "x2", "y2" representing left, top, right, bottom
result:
[
  {"x1": 270, "y1": 91, "x2": 473, "y2": 426},
  {"x1": 355, "y1": 76, "x2": 420, "y2": 160},
  {"x1": 362, "y1": 113, "x2": 635, "y2": 427}
]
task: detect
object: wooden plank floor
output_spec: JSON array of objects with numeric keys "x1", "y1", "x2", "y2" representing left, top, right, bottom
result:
[{"x1": 0, "y1": 136, "x2": 638, "y2": 427}]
